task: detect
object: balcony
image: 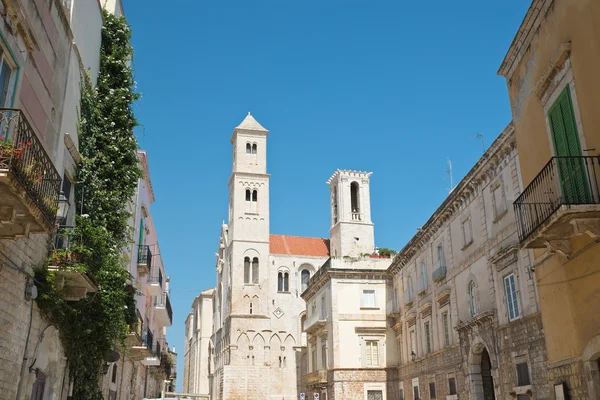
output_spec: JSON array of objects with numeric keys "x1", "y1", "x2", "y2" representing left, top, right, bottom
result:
[
  {"x1": 137, "y1": 245, "x2": 152, "y2": 277},
  {"x1": 0, "y1": 109, "x2": 61, "y2": 238},
  {"x1": 304, "y1": 310, "x2": 327, "y2": 334},
  {"x1": 140, "y1": 328, "x2": 160, "y2": 366},
  {"x1": 403, "y1": 291, "x2": 414, "y2": 308},
  {"x1": 154, "y1": 291, "x2": 173, "y2": 326},
  {"x1": 432, "y1": 262, "x2": 447, "y2": 283},
  {"x1": 131, "y1": 326, "x2": 155, "y2": 363},
  {"x1": 146, "y1": 268, "x2": 163, "y2": 296},
  {"x1": 303, "y1": 370, "x2": 328, "y2": 387},
  {"x1": 126, "y1": 310, "x2": 143, "y2": 348},
  {"x1": 514, "y1": 156, "x2": 600, "y2": 251}
]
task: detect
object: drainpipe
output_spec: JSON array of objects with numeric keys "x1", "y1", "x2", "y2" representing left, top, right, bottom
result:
[{"x1": 15, "y1": 287, "x2": 35, "y2": 400}]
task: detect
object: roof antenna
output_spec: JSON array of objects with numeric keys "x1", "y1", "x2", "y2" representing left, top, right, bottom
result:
[
  {"x1": 444, "y1": 159, "x2": 455, "y2": 193},
  {"x1": 470, "y1": 133, "x2": 485, "y2": 154}
]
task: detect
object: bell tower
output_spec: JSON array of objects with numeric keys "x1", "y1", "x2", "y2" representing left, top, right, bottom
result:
[{"x1": 327, "y1": 170, "x2": 375, "y2": 258}]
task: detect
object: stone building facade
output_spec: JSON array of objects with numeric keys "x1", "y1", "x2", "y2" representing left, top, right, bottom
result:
[
  {"x1": 498, "y1": 0, "x2": 600, "y2": 398},
  {"x1": 184, "y1": 288, "x2": 214, "y2": 396},
  {"x1": 388, "y1": 124, "x2": 549, "y2": 400}
]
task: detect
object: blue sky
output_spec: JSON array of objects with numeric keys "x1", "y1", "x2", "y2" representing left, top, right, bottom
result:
[{"x1": 125, "y1": 0, "x2": 529, "y2": 391}]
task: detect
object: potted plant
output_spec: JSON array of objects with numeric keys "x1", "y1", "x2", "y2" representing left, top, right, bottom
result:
[{"x1": 509, "y1": 392, "x2": 517, "y2": 399}]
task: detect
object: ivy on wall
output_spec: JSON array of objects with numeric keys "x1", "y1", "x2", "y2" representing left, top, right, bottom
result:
[{"x1": 35, "y1": 10, "x2": 141, "y2": 400}]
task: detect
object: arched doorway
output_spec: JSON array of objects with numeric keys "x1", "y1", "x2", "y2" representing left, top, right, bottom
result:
[
  {"x1": 468, "y1": 340, "x2": 496, "y2": 400},
  {"x1": 481, "y1": 348, "x2": 495, "y2": 400}
]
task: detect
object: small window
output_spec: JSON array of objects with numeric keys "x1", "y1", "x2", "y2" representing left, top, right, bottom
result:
[
  {"x1": 410, "y1": 330, "x2": 416, "y2": 356},
  {"x1": 469, "y1": 281, "x2": 478, "y2": 317},
  {"x1": 367, "y1": 391, "x2": 383, "y2": 400},
  {"x1": 284, "y1": 272, "x2": 289, "y2": 292},
  {"x1": 251, "y1": 257, "x2": 259, "y2": 284},
  {"x1": 448, "y1": 377, "x2": 457, "y2": 395},
  {"x1": 321, "y1": 294, "x2": 327, "y2": 318},
  {"x1": 420, "y1": 262, "x2": 428, "y2": 291},
  {"x1": 504, "y1": 273, "x2": 520, "y2": 321},
  {"x1": 442, "y1": 312, "x2": 451, "y2": 347},
  {"x1": 399, "y1": 389, "x2": 404, "y2": 400},
  {"x1": 245, "y1": 189, "x2": 251, "y2": 201},
  {"x1": 413, "y1": 385, "x2": 420, "y2": 400},
  {"x1": 252, "y1": 190, "x2": 258, "y2": 202},
  {"x1": 362, "y1": 290, "x2": 376, "y2": 308},
  {"x1": 424, "y1": 322, "x2": 432, "y2": 354},
  {"x1": 437, "y1": 244, "x2": 445, "y2": 267},
  {"x1": 321, "y1": 342, "x2": 327, "y2": 369},
  {"x1": 350, "y1": 181, "x2": 360, "y2": 214},
  {"x1": 365, "y1": 341, "x2": 379, "y2": 366},
  {"x1": 407, "y1": 277, "x2": 414, "y2": 300},
  {"x1": 492, "y1": 181, "x2": 507, "y2": 220},
  {"x1": 277, "y1": 271, "x2": 289, "y2": 292},
  {"x1": 244, "y1": 257, "x2": 250, "y2": 283},
  {"x1": 301, "y1": 269, "x2": 310, "y2": 292},
  {"x1": 277, "y1": 272, "x2": 284, "y2": 292},
  {"x1": 246, "y1": 143, "x2": 251, "y2": 153},
  {"x1": 461, "y1": 216, "x2": 473, "y2": 248},
  {"x1": 251, "y1": 143, "x2": 257, "y2": 154},
  {"x1": 429, "y1": 382, "x2": 436, "y2": 399},
  {"x1": 111, "y1": 364, "x2": 118, "y2": 383},
  {"x1": 516, "y1": 362, "x2": 530, "y2": 386},
  {"x1": 249, "y1": 302, "x2": 253, "y2": 314}
]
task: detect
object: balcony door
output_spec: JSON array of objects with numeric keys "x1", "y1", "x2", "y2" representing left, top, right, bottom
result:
[{"x1": 548, "y1": 86, "x2": 590, "y2": 203}]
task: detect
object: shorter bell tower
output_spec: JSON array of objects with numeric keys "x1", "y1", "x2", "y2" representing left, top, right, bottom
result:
[{"x1": 327, "y1": 170, "x2": 375, "y2": 258}]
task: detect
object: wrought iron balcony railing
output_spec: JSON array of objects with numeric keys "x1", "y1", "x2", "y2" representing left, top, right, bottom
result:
[
  {"x1": 138, "y1": 245, "x2": 152, "y2": 268},
  {"x1": 144, "y1": 327, "x2": 154, "y2": 354},
  {"x1": 514, "y1": 156, "x2": 600, "y2": 243},
  {"x1": 0, "y1": 109, "x2": 61, "y2": 226},
  {"x1": 432, "y1": 262, "x2": 447, "y2": 282},
  {"x1": 154, "y1": 291, "x2": 173, "y2": 325}
]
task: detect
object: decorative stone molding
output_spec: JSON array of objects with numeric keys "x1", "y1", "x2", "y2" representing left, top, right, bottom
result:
[
  {"x1": 406, "y1": 312, "x2": 417, "y2": 327},
  {"x1": 418, "y1": 302, "x2": 432, "y2": 318},
  {"x1": 534, "y1": 42, "x2": 572, "y2": 98},
  {"x1": 355, "y1": 327, "x2": 387, "y2": 335},
  {"x1": 436, "y1": 288, "x2": 451, "y2": 307},
  {"x1": 544, "y1": 239, "x2": 572, "y2": 257},
  {"x1": 571, "y1": 217, "x2": 600, "y2": 239},
  {"x1": 489, "y1": 243, "x2": 519, "y2": 272},
  {"x1": 455, "y1": 310, "x2": 496, "y2": 332}
]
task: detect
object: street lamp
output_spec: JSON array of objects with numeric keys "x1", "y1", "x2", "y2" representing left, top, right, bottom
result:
[
  {"x1": 56, "y1": 191, "x2": 70, "y2": 225},
  {"x1": 411, "y1": 351, "x2": 416, "y2": 362}
]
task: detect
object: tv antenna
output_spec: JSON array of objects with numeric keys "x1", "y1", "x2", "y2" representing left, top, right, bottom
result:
[
  {"x1": 443, "y1": 159, "x2": 455, "y2": 193},
  {"x1": 470, "y1": 133, "x2": 485, "y2": 154}
]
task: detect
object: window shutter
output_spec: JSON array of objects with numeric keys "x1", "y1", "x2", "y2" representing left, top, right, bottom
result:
[{"x1": 366, "y1": 341, "x2": 372, "y2": 365}]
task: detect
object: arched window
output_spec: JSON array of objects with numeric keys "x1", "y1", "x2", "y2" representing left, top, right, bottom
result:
[
  {"x1": 284, "y1": 272, "x2": 289, "y2": 292},
  {"x1": 244, "y1": 257, "x2": 251, "y2": 283},
  {"x1": 251, "y1": 143, "x2": 257, "y2": 154},
  {"x1": 469, "y1": 281, "x2": 478, "y2": 317},
  {"x1": 111, "y1": 364, "x2": 118, "y2": 383},
  {"x1": 301, "y1": 269, "x2": 310, "y2": 292},
  {"x1": 278, "y1": 272, "x2": 284, "y2": 292},
  {"x1": 245, "y1": 189, "x2": 251, "y2": 201},
  {"x1": 350, "y1": 181, "x2": 360, "y2": 219},
  {"x1": 252, "y1": 190, "x2": 258, "y2": 202},
  {"x1": 252, "y1": 257, "x2": 259, "y2": 284},
  {"x1": 246, "y1": 143, "x2": 251, "y2": 154}
]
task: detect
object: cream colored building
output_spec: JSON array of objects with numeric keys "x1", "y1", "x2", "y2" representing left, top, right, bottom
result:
[{"x1": 184, "y1": 289, "x2": 214, "y2": 396}]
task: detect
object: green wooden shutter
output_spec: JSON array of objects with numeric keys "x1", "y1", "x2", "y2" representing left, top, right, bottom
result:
[{"x1": 548, "y1": 87, "x2": 590, "y2": 203}]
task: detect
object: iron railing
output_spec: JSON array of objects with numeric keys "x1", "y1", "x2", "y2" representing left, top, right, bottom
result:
[
  {"x1": 138, "y1": 245, "x2": 152, "y2": 269},
  {"x1": 147, "y1": 267, "x2": 163, "y2": 288},
  {"x1": 144, "y1": 327, "x2": 154, "y2": 354},
  {"x1": 155, "y1": 291, "x2": 173, "y2": 325},
  {"x1": 52, "y1": 225, "x2": 75, "y2": 249},
  {"x1": 514, "y1": 156, "x2": 600, "y2": 242},
  {"x1": 432, "y1": 263, "x2": 447, "y2": 282},
  {"x1": 0, "y1": 109, "x2": 61, "y2": 226}
]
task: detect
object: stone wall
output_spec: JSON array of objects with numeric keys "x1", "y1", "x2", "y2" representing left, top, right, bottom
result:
[{"x1": 0, "y1": 235, "x2": 70, "y2": 400}]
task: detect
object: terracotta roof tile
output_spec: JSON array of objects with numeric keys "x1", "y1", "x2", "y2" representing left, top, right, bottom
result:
[{"x1": 270, "y1": 234, "x2": 330, "y2": 257}]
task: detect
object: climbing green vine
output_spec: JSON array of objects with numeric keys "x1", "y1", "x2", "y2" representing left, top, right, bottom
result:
[{"x1": 35, "y1": 10, "x2": 141, "y2": 400}]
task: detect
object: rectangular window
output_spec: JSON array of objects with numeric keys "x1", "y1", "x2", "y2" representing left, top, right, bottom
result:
[
  {"x1": 429, "y1": 382, "x2": 436, "y2": 399},
  {"x1": 442, "y1": 312, "x2": 450, "y2": 347},
  {"x1": 311, "y1": 348, "x2": 316, "y2": 372},
  {"x1": 461, "y1": 216, "x2": 473, "y2": 248},
  {"x1": 399, "y1": 388, "x2": 404, "y2": 400},
  {"x1": 420, "y1": 262, "x2": 428, "y2": 290},
  {"x1": 0, "y1": 48, "x2": 13, "y2": 108},
  {"x1": 321, "y1": 342, "x2": 327, "y2": 369},
  {"x1": 30, "y1": 369, "x2": 46, "y2": 400},
  {"x1": 448, "y1": 377, "x2": 457, "y2": 395},
  {"x1": 244, "y1": 258, "x2": 250, "y2": 283},
  {"x1": 394, "y1": 288, "x2": 399, "y2": 310},
  {"x1": 362, "y1": 290, "x2": 376, "y2": 308},
  {"x1": 321, "y1": 294, "x2": 327, "y2": 318},
  {"x1": 251, "y1": 258, "x2": 259, "y2": 284},
  {"x1": 413, "y1": 385, "x2": 420, "y2": 400},
  {"x1": 437, "y1": 244, "x2": 445, "y2": 267},
  {"x1": 366, "y1": 341, "x2": 379, "y2": 366},
  {"x1": 424, "y1": 322, "x2": 432, "y2": 354},
  {"x1": 516, "y1": 362, "x2": 531, "y2": 386},
  {"x1": 492, "y1": 183, "x2": 507, "y2": 220},
  {"x1": 410, "y1": 330, "x2": 416, "y2": 356},
  {"x1": 504, "y1": 274, "x2": 520, "y2": 321},
  {"x1": 367, "y1": 391, "x2": 383, "y2": 400}
]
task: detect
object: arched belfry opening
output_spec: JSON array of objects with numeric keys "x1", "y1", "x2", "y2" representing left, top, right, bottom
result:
[{"x1": 350, "y1": 181, "x2": 360, "y2": 220}]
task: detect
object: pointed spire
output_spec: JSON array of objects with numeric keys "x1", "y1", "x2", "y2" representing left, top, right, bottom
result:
[{"x1": 235, "y1": 112, "x2": 268, "y2": 132}]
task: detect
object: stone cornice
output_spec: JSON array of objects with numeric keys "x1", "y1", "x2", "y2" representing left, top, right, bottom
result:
[
  {"x1": 455, "y1": 310, "x2": 496, "y2": 332},
  {"x1": 498, "y1": 0, "x2": 554, "y2": 79},
  {"x1": 389, "y1": 124, "x2": 516, "y2": 275},
  {"x1": 489, "y1": 242, "x2": 519, "y2": 272}
]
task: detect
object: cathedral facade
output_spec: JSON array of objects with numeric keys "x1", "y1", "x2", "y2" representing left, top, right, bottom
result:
[{"x1": 184, "y1": 113, "x2": 381, "y2": 399}]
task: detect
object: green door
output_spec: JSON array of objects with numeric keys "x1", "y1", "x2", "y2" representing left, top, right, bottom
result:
[{"x1": 548, "y1": 86, "x2": 590, "y2": 203}]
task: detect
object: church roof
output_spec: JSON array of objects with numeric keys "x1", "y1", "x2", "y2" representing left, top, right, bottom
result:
[
  {"x1": 235, "y1": 113, "x2": 268, "y2": 132},
  {"x1": 270, "y1": 234, "x2": 330, "y2": 257}
]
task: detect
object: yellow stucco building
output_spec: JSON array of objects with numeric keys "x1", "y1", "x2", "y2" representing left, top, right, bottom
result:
[{"x1": 498, "y1": 0, "x2": 600, "y2": 398}]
